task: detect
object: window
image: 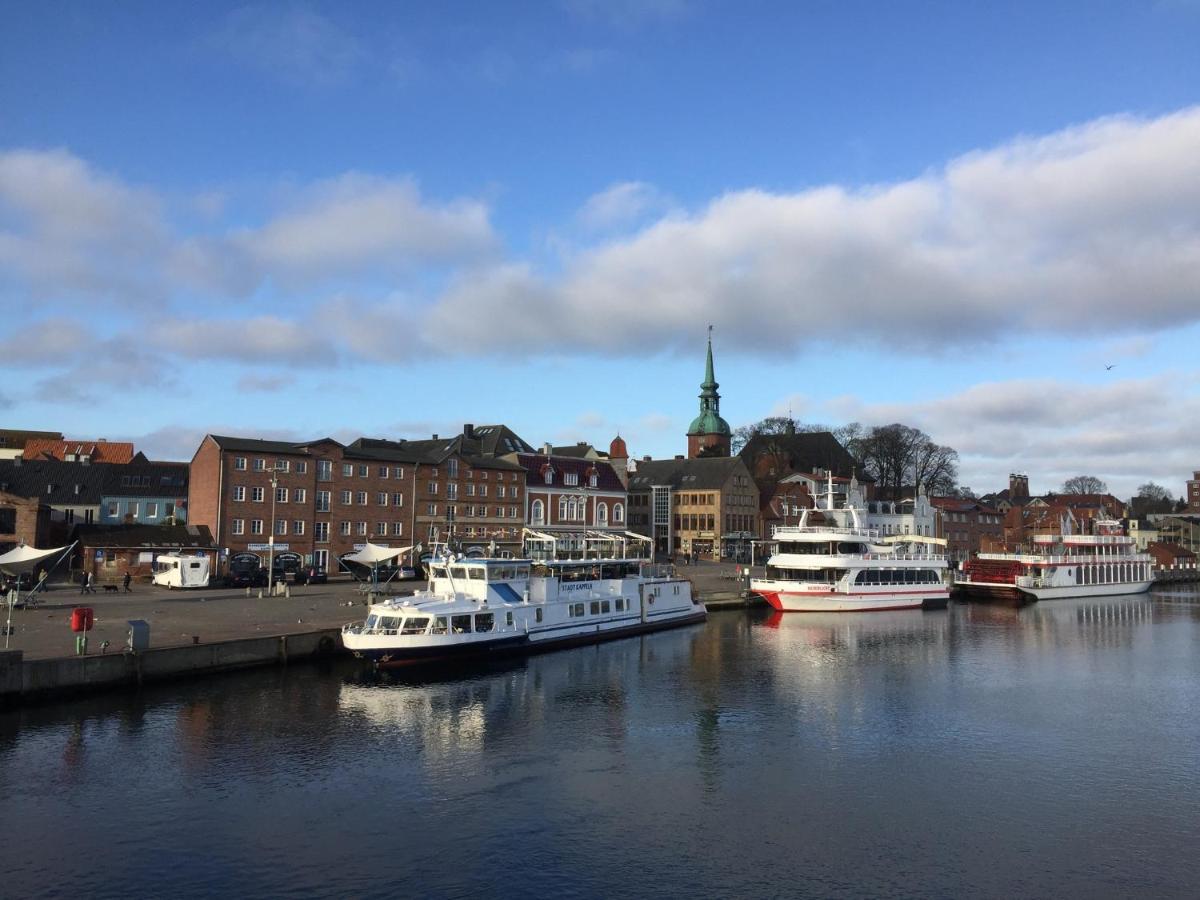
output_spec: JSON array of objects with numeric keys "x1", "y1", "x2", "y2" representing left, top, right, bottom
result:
[
  {"x1": 598, "y1": 503, "x2": 608, "y2": 525},
  {"x1": 294, "y1": 488, "x2": 306, "y2": 504},
  {"x1": 250, "y1": 519, "x2": 264, "y2": 534},
  {"x1": 253, "y1": 458, "x2": 266, "y2": 471},
  {"x1": 340, "y1": 521, "x2": 351, "y2": 536},
  {"x1": 448, "y1": 459, "x2": 459, "y2": 478},
  {"x1": 428, "y1": 482, "x2": 439, "y2": 495},
  {"x1": 293, "y1": 520, "x2": 305, "y2": 535},
  {"x1": 558, "y1": 498, "x2": 567, "y2": 520},
  {"x1": 589, "y1": 474, "x2": 598, "y2": 488},
  {"x1": 379, "y1": 466, "x2": 389, "y2": 478},
  {"x1": 428, "y1": 503, "x2": 437, "y2": 515},
  {"x1": 340, "y1": 490, "x2": 352, "y2": 505},
  {"x1": 357, "y1": 522, "x2": 367, "y2": 536},
  {"x1": 451, "y1": 615, "x2": 472, "y2": 634},
  {"x1": 106, "y1": 501, "x2": 119, "y2": 517},
  {"x1": 467, "y1": 483, "x2": 475, "y2": 496},
  {"x1": 232, "y1": 518, "x2": 245, "y2": 535},
  {"x1": 275, "y1": 459, "x2": 289, "y2": 472},
  {"x1": 497, "y1": 485, "x2": 505, "y2": 499},
  {"x1": 356, "y1": 491, "x2": 368, "y2": 505},
  {"x1": 532, "y1": 499, "x2": 545, "y2": 525},
  {"x1": 377, "y1": 522, "x2": 387, "y2": 535},
  {"x1": 377, "y1": 492, "x2": 388, "y2": 506},
  {"x1": 147, "y1": 502, "x2": 159, "y2": 519},
  {"x1": 234, "y1": 457, "x2": 247, "y2": 470},
  {"x1": 233, "y1": 486, "x2": 245, "y2": 502},
  {"x1": 317, "y1": 460, "x2": 332, "y2": 481},
  {"x1": 251, "y1": 487, "x2": 264, "y2": 503},
  {"x1": 614, "y1": 503, "x2": 624, "y2": 524},
  {"x1": 535, "y1": 608, "x2": 543, "y2": 623},
  {"x1": 316, "y1": 491, "x2": 330, "y2": 512},
  {"x1": 392, "y1": 492, "x2": 404, "y2": 507},
  {"x1": 296, "y1": 461, "x2": 307, "y2": 475},
  {"x1": 315, "y1": 522, "x2": 329, "y2": 542},
  {"x1": 276, "y1": 487, "x2": 288, "y2": 503},
  {"x1": 475, "y1": 613, "x2": 494, "y2": 633},
  {"x1": 447, "y1": 483, "x2": 458, "y2": 500},
  {"x1": 544, "y1": 469, "x2": 554, "y2": 485},
  {"x1": 340, "y1": 463, "x2": 351, "y2": 477},
  {"x1": 565, "y1": 473, "x2": 579, "y2": 486},
  {"x1": 394, "y1": 466, "x2": 405, "y2": 479},
  {"x1": 275, "y1": 519, "x2": 287, "y2": 535},
  {"x1": 392, "y1": 522, "x2": 403, "y2": 536}
]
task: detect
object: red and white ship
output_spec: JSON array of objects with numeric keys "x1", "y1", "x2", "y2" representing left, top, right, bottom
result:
[
  {"x1": 750, "y1": 476, "x2": 950, "y2": 613},
  {"x1": 955, "y1": 519, "x2": 1153, "y2": 604}
]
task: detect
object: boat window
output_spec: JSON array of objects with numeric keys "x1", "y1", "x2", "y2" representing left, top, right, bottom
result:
[
  {"x1": 450, "y1": 567, "x2": 468, "y2": 580},
  {"x1": 432, "y1": 617, "x2": 448, "y2": 635},
  {"x1": 468, "y1": 567, "x2": 486, "y2": 580},
  {"x1": 475, "y1": 613, "x2": 494, "y2": 632},
  {"x1": 365, "y1": 614, "x2": 379, "y2": 631},
  {"x1": 401, "y1": 617, "x2": 429, "y2": 635},
  {"x1": 600, "y1": 600, "x2": 611, "y2": 613},
  {"x1": 535, "y1": 608, "x2": 543, "y2": 623},
  {"x1": 569, "y1": 603, "x2": 585, "y2": 618},
  {"x1": 430, "y1": 566, "x2": 447, "y2": 579},
  {"x1": 589, "y1": 601, "x2": 601, "y2": 615},
  {"x1": 838, "y1": 543, "x2": 866, "y2": 554},
  {"x1": 379, "y1": 616, "x2": 401, "y2": 634},
  {"x1": 505, "y1": 612, "x2": 514, "y2": 627},
  {"x1": 532, "y1": 564, "x2": 553, "y2": 578},
  {"x1": 451, "y1": 615, "x2": 472, "y2": 634},
  {"x1": 515, "y1": 566, "x2": 530, "y2": 580}
]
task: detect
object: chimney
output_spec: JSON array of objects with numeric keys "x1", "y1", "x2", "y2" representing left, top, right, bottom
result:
[
  {"x1": 432, "y1": 434, "x2": 438, "y2": 440},
  {"x1": 643, "y1": 455, "x2": 651, "y2": 462},
  {"x1": 463, "y1": 424, "x2": 475, "y2": 439},
  {"x1": 675, "y1": 455, "x2": 684, "y2": 460},
  {"x1": 543, "y1": 443, "x2": 553, "y2": 456}
]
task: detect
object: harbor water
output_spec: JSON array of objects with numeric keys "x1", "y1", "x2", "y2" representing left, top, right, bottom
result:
[{"x1": 3, "y1": 588, "x2": 1200, "y2": 898}]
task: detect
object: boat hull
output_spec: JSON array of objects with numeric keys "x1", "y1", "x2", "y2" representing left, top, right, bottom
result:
[
  {"x1": 955, "y1": 578, "x2": 1154, "y2": 604},
  {"x1": 751, "y1": 588, "x2": 946, "y2": 613},
  {"x1": 350, "y1": 610, "x2": 707, "y2": 669}
]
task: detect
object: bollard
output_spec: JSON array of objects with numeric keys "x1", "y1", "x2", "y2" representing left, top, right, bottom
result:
[
  {"x1": 257, "y1": 589, "x2": 263, "y2": 599},
  {"x1": 284, "y1": 585, "x2": 290, "y2": 599},
  {"x1": 75, "y1": 634, "x2": 88, "y2": 656},
  {"x1": 192, "y1": 635, "x2": 199, "y2": 645}
]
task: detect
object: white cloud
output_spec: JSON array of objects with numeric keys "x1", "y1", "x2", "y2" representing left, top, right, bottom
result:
[
  {"x1": 236, "y1": 373, "x2": 297, "y2": 393},
  {"x1": 211, "y1": 5, "x2": 365, "y2": 86},
  {"x1": 822, "y1": 374, "x2": 1200, "y2": 499},
  {"x1": 577, "y1": 181, "x2": 671, "y2": 230},
  {"x1": 426, "y1": 106, "x2": 1200, "y2": 356}
]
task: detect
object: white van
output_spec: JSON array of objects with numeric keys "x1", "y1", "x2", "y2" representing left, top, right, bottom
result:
[{"x1": 152, "y1": 553, "x2": 211, "y2": 589}]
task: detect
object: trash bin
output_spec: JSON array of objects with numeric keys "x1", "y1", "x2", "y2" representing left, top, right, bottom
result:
[{"x1": 127, "y1": 619, "x2": 150, "y2": 651}]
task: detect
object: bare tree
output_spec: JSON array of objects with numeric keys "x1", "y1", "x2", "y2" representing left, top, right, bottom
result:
[
  {"x1": 1061, "y1": 475, "x2": 1108, "y2": 495},
  {"x1": 1131, "y1": 482, "x2": 1175, "y2": 516}
]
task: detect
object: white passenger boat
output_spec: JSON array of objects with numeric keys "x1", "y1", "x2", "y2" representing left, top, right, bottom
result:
[
  {"x1": 341, "y1": 556, "x2": 705, "y2": 668},
  {"x1": 955, "y1": 519, "x2": 1153, "y2": 604},
  {"x1": 750, "y1": 480, "x2": 950, "y2": 613}
]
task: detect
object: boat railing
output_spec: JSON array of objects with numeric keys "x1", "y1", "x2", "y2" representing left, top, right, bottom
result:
[
  {"x1": 771, "y1": 524, "x2": 881, "y2": 539},
  {"x1": 773, "y1": 551, "x2": 947, "y2": 563},
  {"x1": 639, "y1": 562, "x2": 675, "y2": 580},
  {"x1": 986, "y1": 552, "x2": 1153, "y2": 565}
]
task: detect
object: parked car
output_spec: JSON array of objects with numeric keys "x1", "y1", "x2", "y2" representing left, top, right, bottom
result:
[
  {"x1": 226, "y1": 568, "x2": 268, "y2": 588},
  {"x1": 294, "y1": 566, "x2": 327, "y2": 585},
  {"x1": 1, "y1": 572, "x2": 35, "y2": 593}
]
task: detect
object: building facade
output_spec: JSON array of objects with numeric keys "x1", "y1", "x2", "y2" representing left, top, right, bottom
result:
[
  {"x1": 930, "y1": 496, "x2": 1005, "y2": 562},
  {"x1": 507, "y1": 449, "x2": 627, "y2": 557}
]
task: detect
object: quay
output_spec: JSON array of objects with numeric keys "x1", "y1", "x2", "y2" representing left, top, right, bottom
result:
[{"x1": 0, "y1": 562, "x2": 760, "y2": 705}]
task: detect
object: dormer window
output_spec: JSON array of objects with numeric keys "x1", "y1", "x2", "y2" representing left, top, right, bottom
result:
[{"x1": 564, "y1": 472, "x2": 578, "y2": 486}]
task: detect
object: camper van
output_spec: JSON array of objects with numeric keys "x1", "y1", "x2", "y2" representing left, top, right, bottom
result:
[{"x1": 152, "y1": 553, "x2": 211, "y2": 589}]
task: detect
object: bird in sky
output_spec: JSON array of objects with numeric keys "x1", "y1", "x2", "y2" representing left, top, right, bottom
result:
[{"x1": 1105, "y1": 364, "x2": 1116, "y2": 370}]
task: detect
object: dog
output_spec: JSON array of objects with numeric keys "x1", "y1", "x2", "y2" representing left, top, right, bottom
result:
[{"x1": 102, "y1": 584, "x2": 119, "y2": 593}]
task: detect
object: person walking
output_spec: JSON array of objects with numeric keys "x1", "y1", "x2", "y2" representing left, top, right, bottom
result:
[
  {"x1": 122, "y1": 570, "x2": 132, "y2": 593},
  {"x1": 79, "y1": 571, "x2": 89, "y2": 595},
  {"x1": 36, "y1": 567, "x2": 47, "y2": 594},
  {"x1": 85, "y1": 571, "x2": 95, "y2": 594}
]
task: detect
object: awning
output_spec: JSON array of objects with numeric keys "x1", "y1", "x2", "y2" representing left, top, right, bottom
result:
[
  {"x1": 0, "y1": 543, "x2": 72, "y2": 574},
  {"x1": 343, "y1": 543, "x2": 413, "y2": 565},
  {"x1": 623, "y1": 532, "x2": 652, "y2": 544}
]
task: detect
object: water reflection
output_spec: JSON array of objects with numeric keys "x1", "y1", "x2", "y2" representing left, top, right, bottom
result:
[{"x1": 2, "y1": 595, "x2": 1200, "y2": 898}]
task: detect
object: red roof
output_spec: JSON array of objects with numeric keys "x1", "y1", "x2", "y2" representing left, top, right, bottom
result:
[{"x1": 23, "y1": 439, "x2": 136, "y2": 464}]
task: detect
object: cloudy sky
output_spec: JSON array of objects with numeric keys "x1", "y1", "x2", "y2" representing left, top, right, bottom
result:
[{"x1": 2, "y1": 1, "x2": 1199, "y2": 500}]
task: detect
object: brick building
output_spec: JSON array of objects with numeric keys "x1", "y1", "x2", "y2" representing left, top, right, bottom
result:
[
  {"x1": 1187, "y1": 470, "x2": 1200, "y2": 512},
  {"x1": 0, "y1": 489, "x2": 51, "y2": 553},
  {"x1": 930, "y1": 496, "x2": 1004, "y2": 562},
  {"x1": 506, "y1": 447, "x2": 628, "y2": 557}
]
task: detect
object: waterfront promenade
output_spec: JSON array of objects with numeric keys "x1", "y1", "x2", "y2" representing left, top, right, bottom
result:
[{"x1": 4, "y1": 561, "x2": 751, "y2": 662}]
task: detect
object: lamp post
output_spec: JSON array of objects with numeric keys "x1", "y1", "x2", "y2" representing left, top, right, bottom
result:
[{"x1": 267, "y1": 470, "x2": 278, "y2": 595}]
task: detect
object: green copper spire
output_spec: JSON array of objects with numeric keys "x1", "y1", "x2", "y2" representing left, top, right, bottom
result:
[{"x1": 688, "y1": 325, "x2": 731, "y2": 437}]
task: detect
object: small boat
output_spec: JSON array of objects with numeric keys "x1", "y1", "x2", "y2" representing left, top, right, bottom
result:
[
  {"x1": 750, "y1": 474, "x2": 950, "y2": 613},
  {"x1": 955, "y1": 518, "x2": 1153, "y2": 604},
  {"x1": 341, "y1": 554, "x2": 705, "y2": 668}
]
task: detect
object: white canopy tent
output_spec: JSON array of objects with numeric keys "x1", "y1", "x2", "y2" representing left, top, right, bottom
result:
[
  {"x1": 3, "y1": 541, "x2": 78, "y2": 649},
  {"x1": 342, "y1": 543, "x2": 413, "y2": 565}
]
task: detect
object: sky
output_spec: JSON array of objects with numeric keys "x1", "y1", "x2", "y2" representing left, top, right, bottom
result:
[{"x1": 1, "y1": 0, "x2": 1199, "y2": 501}]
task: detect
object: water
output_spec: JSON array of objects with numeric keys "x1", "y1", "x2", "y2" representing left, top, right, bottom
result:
[{"x1": 4, "y1": 589, "x2": 1200, "y2": 898}]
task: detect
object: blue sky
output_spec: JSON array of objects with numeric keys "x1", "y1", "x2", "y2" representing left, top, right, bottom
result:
[{"x1": 2, "y1": 1, "x2": 1199, "y2": 499}]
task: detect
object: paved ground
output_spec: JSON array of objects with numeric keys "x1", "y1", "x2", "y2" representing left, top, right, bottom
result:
[{"x1": 3, "y1": 562, "x2": 754, "y2": 661}]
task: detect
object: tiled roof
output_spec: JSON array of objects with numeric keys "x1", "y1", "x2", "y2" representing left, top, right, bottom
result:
[
  {"x1": 24, "y1": 438, "x2": 135, "y2": 464},
  {"x1": 738, "y1": 430, "x2": 872, "y2": 482},
  {"x1": 70, "y1": 523, "x2": 215, "y2": 549},
  {"x1": 514, "y1": 453, "x2": 624, "y2": 492},
  {"x1": 627, "y1": 457, "x2": 752, "y2": 492},
  {"x1": 0, "y1": 458, "x2": 110, "y2": 504},
  {"x1": 930, "y1": 496, "x2": 1001, "y2": 514}
]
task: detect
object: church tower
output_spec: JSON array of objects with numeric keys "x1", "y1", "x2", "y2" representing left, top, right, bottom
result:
[{"x1": 687, "y1": 327, "x2": 732, "y2": 458}]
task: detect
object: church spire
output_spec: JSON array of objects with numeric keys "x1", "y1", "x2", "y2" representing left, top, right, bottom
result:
[{"x1": 687, "y1": 325, "x2": 732, "y2": 458}]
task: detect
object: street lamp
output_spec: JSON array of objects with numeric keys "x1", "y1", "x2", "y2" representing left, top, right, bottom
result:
[{"x1": 267, "y1": 469, "x2": 278, "y2": 595}]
